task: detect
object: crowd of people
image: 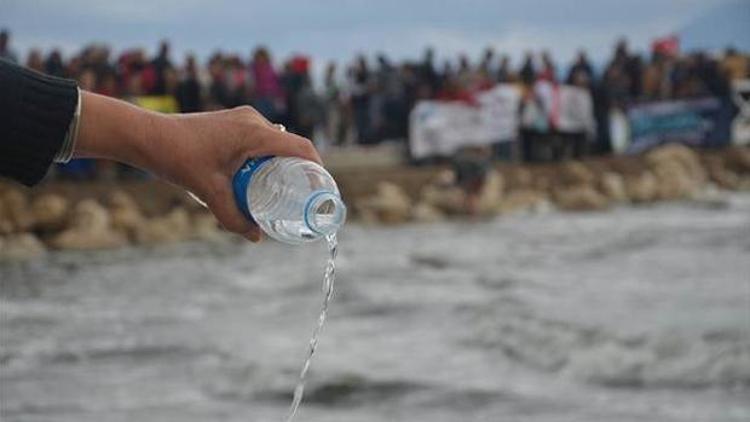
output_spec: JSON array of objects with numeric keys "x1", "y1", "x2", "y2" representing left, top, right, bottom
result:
[{"x1": 1, "y1": 29, "x2": 748, "y2": 163}]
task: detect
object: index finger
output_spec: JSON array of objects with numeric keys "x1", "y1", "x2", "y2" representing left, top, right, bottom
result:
[{"x1": 249, "y1": 127, "x2": 323, "y2": 165}]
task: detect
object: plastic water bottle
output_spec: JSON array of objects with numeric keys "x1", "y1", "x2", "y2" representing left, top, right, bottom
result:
[{"x1": 232, "y1": 156, "x2": 347, "y2": 244}]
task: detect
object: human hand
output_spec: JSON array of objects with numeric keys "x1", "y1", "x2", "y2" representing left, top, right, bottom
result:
[{"x1": 75, "y1": 93, "x2": 322, "y2": 242}]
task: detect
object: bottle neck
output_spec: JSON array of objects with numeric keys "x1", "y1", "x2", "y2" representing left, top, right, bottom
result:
[{"x1": 304, "y1": 190, "x2": 346, "y2": 236}]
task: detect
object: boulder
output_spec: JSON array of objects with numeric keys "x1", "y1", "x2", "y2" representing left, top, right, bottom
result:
[
  {"x1": 704, "y1": 156, "x2": 740, "y2": 190},
  {"x1": 107, "y1": 191, "x2": 145, "y2": 238},
  {"x1": 476, "y1": 170, "x2": 505, "y2": 215},
  {"x1": 1, "y1": 188, "x2": 33, "y2": 233},
  {"x1": 553, "y1": 185, "x2": 609, "y2": 211},
  {"x1": 50, "y1": 199, "x2": 127, "y2": 250},
  {"x1": 420, "y1": 184, "x2": 464, "y2": 215},
  {"x1": 411, "y1": 202, "x2": 445, "y2": 223},
  {"x1": 355, "y1": 182, "x2": 412, "y2": 224},
  {"x1": 599, "y1": 172, "x2": 628, "y2": 203},
  {"x1": 0, "y1": 233, "x2": 46, "y2": 261},
  {"x1": 134, "y1": 207, "x2": 192, "y2": 245},
  {"x1": 497, "y1": 189, "x2": 550, "y2": 215},
  {"x1": 31, "y1": 194, "x2": 69, "y2": 231},
  {"x1": 505, "y1": 167, "x2": 533, "y2": 190},
  {"x1": 191, "y1": 212, "x2": 225, "y2": 241},
  {"x1": 651, "y1": 160, "x2": 696, "y2": 200},
  {"x1": 624, "y1": 172, "x2": 659, "y2": 203},
  {"x1": 723, "y1": 146, "x2": 750, "y2": 173},
  {"x1": 645, "y1": 144, "x2": 706, "y2": 199},
  {"x1": 560, "y1": 161, "x2": 596, "y2": 186}
]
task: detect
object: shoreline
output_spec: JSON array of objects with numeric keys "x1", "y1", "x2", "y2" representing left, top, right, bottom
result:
[{"x1": 1, "y1": 145, "x2": 749, "y2": 259}]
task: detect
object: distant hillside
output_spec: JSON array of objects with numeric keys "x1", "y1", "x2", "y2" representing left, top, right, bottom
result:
[{"x1": 679, "y1": 0, "x2": 750, "y2": 53}]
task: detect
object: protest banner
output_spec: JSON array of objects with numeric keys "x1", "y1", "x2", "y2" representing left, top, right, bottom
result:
[
  {"x1": 409, "y1": 85, "x2": 521, "y2": 159},
  {"x1": 625, "y1": 97, "x2": 727, "y2": 153}
]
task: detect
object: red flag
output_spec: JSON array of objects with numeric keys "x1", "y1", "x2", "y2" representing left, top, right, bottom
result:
[{"x1": 652, "y1": 35, "x2": 680, "y2": 57}]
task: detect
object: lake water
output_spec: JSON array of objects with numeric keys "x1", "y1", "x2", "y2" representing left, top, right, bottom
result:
[{"x1": 2, "y1": 194, "x2": 749, "y2": 422}]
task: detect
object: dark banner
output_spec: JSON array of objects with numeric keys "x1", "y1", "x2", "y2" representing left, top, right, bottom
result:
[{"x1": 626, "y1": 97, "x2": 732, "y2": 153}]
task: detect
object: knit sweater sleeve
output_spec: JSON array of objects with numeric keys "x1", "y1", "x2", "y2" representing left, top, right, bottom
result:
[{"x1": 0, "y1": 58, "x2": 79, "y2": 186}]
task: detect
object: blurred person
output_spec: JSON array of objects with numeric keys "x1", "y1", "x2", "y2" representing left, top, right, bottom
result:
[
  {"x1": 249, "y1": 47, "x2": 284, "y2": 122},
  {"x1": 478, "y1": 47, "x2": 495, "y2": 82},
  {"x1": 207, "y1": 53, "x2": 231, "y2": 109},
  {"x1": 694, "y1": 52, "x2": 729, "y2": 97},
  {"x1": 77, "y1": 68, "x2": 97, "y2": 91},
  {"x1": 117, "y1": 49, "x2": 147, "y2": 97},
  {"x1": 26, "y1": 49, "x2": 44, "y2": 73},
  {"x1": 419, "y1": 47, "x2": 439, "y2": 96},
  {"x1": 323, "y1": 62, "x2": 347, "y2": 146},
  {"x1": 0, "y1": 58, "x2": 322, "y2": 242},
  {"x1": 452, "y1": 145, "x2": 492, "y2": 216},
  {"x1": 294, "y1": 70, "x2": 322, "y2": 141},
  {"x1": 96, "y1": 70, "x2": 119, "y2": 97},
  {"x1": 519, "y1": 51, "x2": 536, "y2": 86},
  {"x1": 539, "y1": 50, "x2": 557, "y2": 82},
  {"x1": 176, "y1": 54, "x2": 204, "y2": 112},
  {"x1": 151, "y1": 40, "x2": 174, "y2": 95},
  {"x1": 566, "y1": 50, "x2": 594, "y2": 88},
  {"x1": 496, "y1": 55, "x2": 515, "y2": 83},
  {"x1": 456, "y1": 54, "x2": 474, "y2": 89},
  {"x1": 285, "y1": 56, "x2": 320, "y2": 140},
  {"x1": 0, "y1": 29, "x2": 18, "y2": 62},
  {"x1": 349, "y1": 54, "x2": 372, "y2": 143},
  {"x1": 721, "y1": 47, "x2": 749, "y2": 81},
  {"x1": 642, "y1": 52, "x2": 667, "y2": 99},
  {"x1": 44, "y1": 50, "x2": 66, "y2": 78},
  {"x1": 437, "y1": 73, "x2": 475, "y2": 104}
]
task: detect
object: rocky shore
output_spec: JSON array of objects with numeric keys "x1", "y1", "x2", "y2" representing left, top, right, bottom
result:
[{"x1": 1, "y1": 144, "x2": 749, "y2": 260}]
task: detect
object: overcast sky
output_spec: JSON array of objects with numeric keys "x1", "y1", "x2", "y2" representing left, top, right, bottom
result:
[{"x1": 1, "y1": 0, "x2": 745, "y2": 69}]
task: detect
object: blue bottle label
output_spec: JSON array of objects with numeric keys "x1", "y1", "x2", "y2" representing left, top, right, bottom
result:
[{"x1": 232, "y1": 156, "x2": 273, "y2": 224}]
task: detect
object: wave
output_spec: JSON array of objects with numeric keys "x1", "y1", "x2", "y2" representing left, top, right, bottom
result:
[{"x1": 472, "y1": 313, "x2": 750, "y2": 389}]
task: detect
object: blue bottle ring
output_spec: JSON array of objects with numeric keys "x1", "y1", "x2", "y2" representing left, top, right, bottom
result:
[{"x1": 232, "y1": 156, "x2": 273, "y2": 224}]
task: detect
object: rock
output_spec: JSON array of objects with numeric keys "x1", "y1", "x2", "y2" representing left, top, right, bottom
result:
[
  {"x1": 0, "y1": 233, "x2": 46, "y2": 261},
  {"x1": 624, "y1": 172, "x2": 658, "y2": 203},
  {"x1": 50, "y1": 199, "x2": 127, "y2": 250},
  {"x1": 506, "y1": 167, "x2": 533, "y2": 189},
  {"x1": 191, "y1": 212, "x2": 225, "y2": 241},
  {"x1": 560, "y1": 161, "x2": 596, "y2": 186},
  {"x1": 599, "y1": 172, "x2": 628, "y2": 203},
  {"x1": 1, "y1": 188, "x2": 33, "y2": 233},
  {"x1": 705, "y1": 156, "x2": 740, "y2": 190},
  {"x1": 651, "y1": 160, "x2": 696, "y2": 200},
  {"x1": 355, "y1": 182, "x2": 412, "y2": 224},
  {"x1": 134, "y1": 208, "x2": 192, "y2": 245},
  {"x1": 411, "y1": 202, "x2": 445, "y2": 223},
  {"x1": 737, "y1": 176, "x2": 750, "y2": 191},
  {"x1": 420, "y1": 184, "x2": 464, "y2": 215},
  {"x1": 723, "y1": 146, "x2": 750, "y2": 173},
  {"x1": 107, "y1": 191, "x2": 145, "y2": 238},
  {"x1": 497, "y1": 189, "x2": 550, "y2": 215},
  {"x1": 645, "y1": 144, "x2": 706, "y2": 199},
  {"x1": 31, "y1": 194, "x2": 69, "y2": 231},
  {"x1": 476, "y1": 171, "x2": 504, "y2": 215},
  {"x1": 553, "y1": 185, "x2": 609, "y2": 211}
]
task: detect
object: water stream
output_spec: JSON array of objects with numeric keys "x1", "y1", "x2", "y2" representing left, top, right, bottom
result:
[{"x1": 285, "y1": 233, "x2": 338, "y2": 422}]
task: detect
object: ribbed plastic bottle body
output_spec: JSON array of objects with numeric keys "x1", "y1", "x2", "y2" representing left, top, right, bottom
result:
[{"x1": 243, "y1": 157, "x2": 346, "y2": 244}]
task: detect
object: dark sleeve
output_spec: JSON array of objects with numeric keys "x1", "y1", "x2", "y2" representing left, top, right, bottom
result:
[{"x1": 0, "y1": 58, "x2": 79, "y2": 186}]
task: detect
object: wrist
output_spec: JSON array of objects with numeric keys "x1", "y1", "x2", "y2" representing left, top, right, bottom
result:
[{"x1": 74, "y1": 92, "x2": 171, "y2": 172}]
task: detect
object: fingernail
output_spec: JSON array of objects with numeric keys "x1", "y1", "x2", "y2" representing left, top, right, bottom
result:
[{"x1": 244, "y1": 228, "x2": 262, "y2": 243}]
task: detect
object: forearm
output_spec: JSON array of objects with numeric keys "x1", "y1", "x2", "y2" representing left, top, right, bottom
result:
[{"x1": 74, "y1": 91, "x2": 173, "y2": 173}]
